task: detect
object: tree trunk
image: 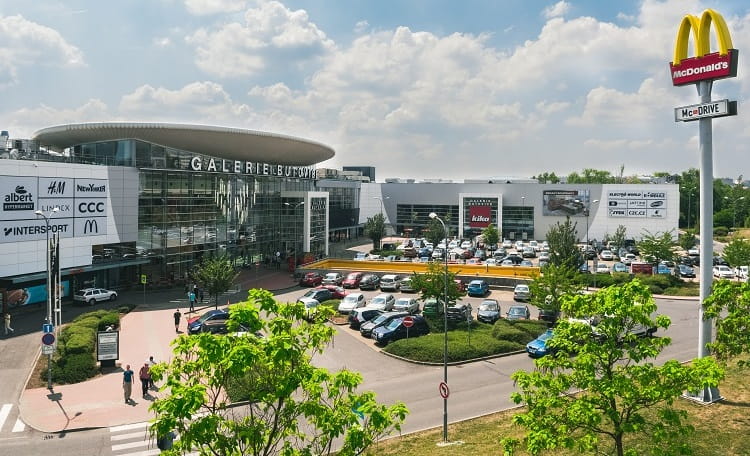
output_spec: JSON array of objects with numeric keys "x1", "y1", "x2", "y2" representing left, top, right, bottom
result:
[{"x1": 615, "y1": 432, "x2": 624, "y2": 456}]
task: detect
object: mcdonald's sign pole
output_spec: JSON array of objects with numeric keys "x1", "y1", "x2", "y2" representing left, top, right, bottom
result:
[{"x1": 670, "y1": 9, "x2": 738, "y2": 404}]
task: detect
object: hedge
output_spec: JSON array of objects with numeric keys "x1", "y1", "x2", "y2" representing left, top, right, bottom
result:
[
  {"x1": 54, "y1": 353, "x2": 97, "y2": 384},
  {"x1": 65, "y1": 330, "x2": 96, "y2": 355}
]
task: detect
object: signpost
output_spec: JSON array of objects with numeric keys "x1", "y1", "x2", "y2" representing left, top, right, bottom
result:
[
  {"x1": 403, "y1": 315, "x2": 414, "y2": 339},
  {"x1": 97, "y1": 331, "x2": 119, "y2": 368},
  {"x1": 674, "y1": 99, "x2": 737, "y2": 122},
  {"x1": 41, "y1": 330, "x2": 56, "y2": 355},
  {"x1": 141, "y1": 274, "x2": 147, "y2": 306},
  {"x1": 439, "y1": 381, "x2": 450, "y2": 399}
]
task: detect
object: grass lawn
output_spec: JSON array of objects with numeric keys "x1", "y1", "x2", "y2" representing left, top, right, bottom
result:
[{"x1": 363, "y1": 358, "x2": 750, "y2": 456}]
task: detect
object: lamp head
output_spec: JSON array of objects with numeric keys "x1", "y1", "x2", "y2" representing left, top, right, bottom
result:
[
  {"x1": 429, "y1": 212, "x2": 438, "y2": 219},
  {"x1": 592, "y1": 199, "x2": 599, "y2": 204},
  {"x1": 52, "y1": 207, "x2": 60, "y2": 213},
  {"x1": 34, "y1": 210, "x2": 43, "y2": 216}
]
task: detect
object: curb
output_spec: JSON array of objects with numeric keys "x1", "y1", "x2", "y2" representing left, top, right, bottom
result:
[{"x1": 380, "y1": 348, "x2": 526, "y2": 366}]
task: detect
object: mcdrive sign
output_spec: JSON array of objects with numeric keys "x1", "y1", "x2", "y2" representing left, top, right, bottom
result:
[
  {"x1": 669, "y1": 9, "x2": 738, "y2": 86},
  {"x1": 468, "y1": 206, "x2": 492, "y2": 228},
  {"x1": 0, "y1": 176, "x2": 108, "y2": 243}
]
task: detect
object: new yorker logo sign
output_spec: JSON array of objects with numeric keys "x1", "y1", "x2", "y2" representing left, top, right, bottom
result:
[{"x1": 189, "y1": 156, "x2": 317, "y2": 179}]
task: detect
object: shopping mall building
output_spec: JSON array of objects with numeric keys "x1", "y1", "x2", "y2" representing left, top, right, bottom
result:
[{"x1": 0, "y1": 122, "x2": 678, "y2": 312}]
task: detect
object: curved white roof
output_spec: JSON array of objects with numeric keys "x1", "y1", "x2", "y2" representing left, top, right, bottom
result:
[{"x1": 32, "y1": 122, "x2": 334, "y2": 166}]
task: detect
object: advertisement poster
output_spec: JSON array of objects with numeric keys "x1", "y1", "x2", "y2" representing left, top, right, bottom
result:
[
  {"x1": 542, "y1": 190, "x2": 590, "y2": 216},
  {"x1": 468, "y1": 205, "x2": 491, "y2": 228},
  {"x1": 606, "y1": 190, "x2": 667, "y2": 218},
  {"x1": 6, "y1": 280, "x2": 70, "y2": 308}
]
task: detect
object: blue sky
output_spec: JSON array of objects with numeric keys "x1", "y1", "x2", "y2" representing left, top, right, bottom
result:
[{"x1": 1, "y1": 0, "x2": 750, "y2": 181}]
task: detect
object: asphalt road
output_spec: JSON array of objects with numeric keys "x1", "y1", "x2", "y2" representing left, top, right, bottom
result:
[{"x1": 0, "y1": 288, "x2": 703, "y2": 456}]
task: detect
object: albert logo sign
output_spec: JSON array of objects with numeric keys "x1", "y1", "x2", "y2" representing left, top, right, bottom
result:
[
  {"x1": 669, "y1": 9, "x2": 738, "y2": 86},
  {"x1": 468, "y1": 205, "x2": 491, "y2": 228}
]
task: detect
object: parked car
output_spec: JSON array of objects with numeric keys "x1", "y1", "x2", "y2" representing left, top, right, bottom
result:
[
  {"x1": 612, "y1": 262, "x2": 629, "y2": 273},
  {"x1": 506, "y1": 305, "x2": 531, "y2": 321},
  {"x1": 379, "y1": 274, "x2": 402, "y2": 291},
  {"x1": 677, "y1": 264, "x2": 696, "y2": 278},
  {"x1": 687, "y1": 247, "x2": 700, "y2": 256},
  {"x1": 538, "y1": 252, "x2": 550, "y2": 262},
  {"x1": 595, "y1": 263, "x2": 610, "y2": 274},
  {"x1": 342, "y1": 272, "x2": 364, "y2": 288},
  {"x1": 372, "y1": 315, "x2": 430, "y2": 345},
  {"x1": 713, "y1": 256, "x2": 729, "y2": 266},
  {"x1": 447, "y1": 301, "x2": 473, "y2": 321},
  {"x1": 422, "y1": 298, "x2": 443, "y2": 317},
  {"x1": 322, "y1": 272, "x2": 344, "y2": 286},
  {"x1": 187, "y1": 309, "x2": 229, "y2": 335},
  {"x1": 501, "y1": 254, "x2": 524, "y2": 265},
  {"x1": 713, "y1": 265, "x2": 735, "y2": 279},
  {"x1": 400, "y1": 277, "x2": 417, "y2": 293},
  {"x1": 393, "y1": 297, "x2": 420, "y2": 314},
  {"x1": 353, "y1": 252, "x2": 367, "y2": 261},
  {"x1": 735, "y1": 265, "x2": 749, "y2": 280},
  {"x1": 467, "y1": 279, "x2": 489, "y2": 297},
  {"x1": 296, "y1": 288, "x2": 333, "y2": 309},
  {"x1": 502, "y1": 239, "x2": 513, "y2": 249},
  {"x1": 359, "y1": 311, "x2": 409, "y2": 338},
  {"x1": 317, "y1": 285, "x2": 347, "y2": 299},
  {"x1": 599, "y1": 250, "x2": 614, "y2": 261},
  {"x1": 348, "y1": 307, "x2": 383, "y2": 330},
  {"x1": 522, "y1": 247, "x2": 536, "y2": 258},
  {"x1": 73, "y1": 288, "x2": 118, "y2": 305},
  {"x1": 537, "y1": 309, "x2": 560, "y2": 325},
  {"x1": 526, "y1": 329, "x2": 556, "y2": 358},
  {"x1": 477, "y1": 299, "x2": 501, "y2": 323},
  {"x1": 520, "y1": 260, "x2": 534, "y2": 267},
  {"x1": 338, "y1": 293, "x2": 366, "y2": 314},
  {"x1": 368, "y1": 293, "x2": 396, "y2": 311},
  {"x1": 299, "y1": 272, "x2": 324, "y2": 287},
  {"x1": 656, "y1": 263, "x2": 672, "y2": 275},
  {"x1": 358, "y1": 274, "x2": 380, "y2": 290},
  {"x1": 513, "y1": 284, "x2": 530, "y2": 301},
  {"x1": 528, "y1": 240, "x2": 539, "y2": 251},
  {"x1": 621, "y1": 253, "x2": 637, "y2": 265}
]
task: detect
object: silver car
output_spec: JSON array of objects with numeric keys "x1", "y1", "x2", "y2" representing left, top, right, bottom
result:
[
  {"x1": 338, "y1": 293, "x2": 366, "y2": 314},
  {"x1": 369, "y1": 293, "x2": 395, "y2": 311},
  {"x1": 392, "y1": 297, "x2": 419, "y2": 314}
]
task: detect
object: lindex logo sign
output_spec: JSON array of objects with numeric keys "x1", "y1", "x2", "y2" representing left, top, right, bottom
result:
[{"x1": 468, "y1": 205, "x2": 491, "y2": 228}]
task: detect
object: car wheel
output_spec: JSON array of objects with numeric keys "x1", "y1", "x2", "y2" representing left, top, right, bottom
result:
[
  {"x1": 88, "y1": 298, "x2": 96, "y2": 306},
  {"x1": 110, "y1": 294, "x2": 117, "y2": 301}
]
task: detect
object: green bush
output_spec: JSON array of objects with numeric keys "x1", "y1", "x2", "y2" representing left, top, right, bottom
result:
[
  {"x1": 511, "y1": 320, "x2": 548, "y2": 337},
  {"x1": 714, "y1": 226, "x2": 729, "y2": 236},
  {"x1": 98, "y1": 312, "x2": 120, "y2": 330},
  {"x1": 65, "y1": 330, "x2": 96, "y2": 355},
  {"x1": 384, "y1": 330, "x2": 523, "y2": 363},
  {"x1": 54, "y1": 353, "x2": 97, "y2": 384},
  {"x1": 73, "y1": 310, "x2": 112, "y2": 322},
  {"x1": 73, "y1": 316, "x2": 101, "y2": 331},
  {"x1": 491, "y1": 324, "x2": 533, "y2": 344},
  {"x1": 118, "y1": 304, "x2": 136, "y2": 314},
  {"x1": 59, "y1": 324, "x2": 94, "y2": 345},
  {"x1": 318, "y1": 299, "x2": 341, "y2": 312},
  {"x1": 664, "y1": 286, "x2": 699, "y2": 296}
]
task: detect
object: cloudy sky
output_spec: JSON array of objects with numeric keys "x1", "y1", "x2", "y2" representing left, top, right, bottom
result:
[{"x1": 1, "y1": 0, "x2": 749, "y2": 181}]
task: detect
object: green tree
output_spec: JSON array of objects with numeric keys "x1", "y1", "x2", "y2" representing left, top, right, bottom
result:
[
  {"x1": 482, "y1": 223, "x2": 499, "y2": 251},
  {"x1": 636, "y1": 230, "x2": 676, "y2": 265},
  {"x1": 610, "y1": 225, "x2": 627, "y2": 253},
  {"x1": 535, "y1": 172, "x2": 560, "y2": 184},
  {"x1": 149, "y1": 289, "x2": 408, "y2": 455},
  {"x1": 363, "y1": 213, "x2": 386, "y2": 250},
  {"x1": 678, "y1": 230, "x2": 697, "y2": 251},
  {"x1": 567, "y1": 168, "x2": 616, "y2": 184},
  {"x1": 528, "y1": 263, "x2": 581, "y2": 314},
  {"x1": 721, "y1": 238, "x2": 750, "y2": 268},
  {"x1": 409, "y1": 261, "x2": 461, "y2": 309},
  {"x1": 502, "y1": 281, "x2": 724, "y2": 456},
  {"x1": 546, "y1": 217, "x2": 583, "y2": 270},
  {"x1": 424, "y1": 217, "x2": 446, "y2": 247},
  {"x1": 704, "y1": 280, "x2": 750, "y2": 368},
  {"x1": 192, "y1": 255, "x2": 238, "y2": 309}
]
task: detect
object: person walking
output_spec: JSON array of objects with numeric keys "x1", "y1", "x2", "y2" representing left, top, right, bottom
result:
[
  {"x1": 139, "y1": 362, "x2": 151, "y2": 397},
  {"x1": 4, "y1": 312, "x2": 13, "y2": 335},
  {"x1": 173, "y1": 308, "x2": 181, "y2": 333},
  {"x1": 187, "y1": 290, "x2": 195, "y2": 313},
  {"x1": 147, "y1": 356, "x2": 157, "y2": 389},
  {"x1": 123, "y1": 364, "x2": 134, "y2": 404},
  {"x1": 199, "y1": 287, "x2": 205, "y2": 303}
]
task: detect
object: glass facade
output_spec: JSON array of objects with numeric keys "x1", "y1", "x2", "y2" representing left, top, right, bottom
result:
[
  {"x1": 502, "y1": 206, "x2": 534, "y2": 240},
  {"x1": 395, "y1": 204, "x2": 460, "y2": 237}
]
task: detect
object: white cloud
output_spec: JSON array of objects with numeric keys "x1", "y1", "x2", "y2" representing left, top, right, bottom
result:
[
  {"x1": 542, "y1": 1, "x2": 570, "y2": 19},
  {"x1": 153, "y1": 37, "x2": 172, "y2": 47},
  {"x1": 0, "y1": 15, "x2": 85, "y2": 88},
  {"x1": 184, "y1": 0, "x2": 247, "y2": 15},
  {"x1": 616, "y1": 12, "x2": 635, "y2": 22},
  {"x1": 354, "y1": 20, "x2": 369, "y2": 34},
  {"x1": 186, "y1": 0, "x2": 334, "y2": 78},
  {"x1": 4, "y1": 99, "x2": 109, "y2": 137}
]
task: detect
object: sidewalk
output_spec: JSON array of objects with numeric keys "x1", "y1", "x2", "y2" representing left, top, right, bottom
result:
[{"x1": 18, "y1": 270, "x2": 299, "y2": 433}]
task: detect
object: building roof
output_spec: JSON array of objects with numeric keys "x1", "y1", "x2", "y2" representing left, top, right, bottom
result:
[{"x1": 32, "y1": 122, "x2": 334, "y2": 165}]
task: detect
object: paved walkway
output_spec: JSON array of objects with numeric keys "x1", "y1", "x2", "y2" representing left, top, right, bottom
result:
[{"x1": 18, "y1": 269, "x2": 299, "y2": 433}]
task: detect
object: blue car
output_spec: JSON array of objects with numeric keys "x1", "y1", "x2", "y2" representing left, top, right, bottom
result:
[
  {"x1": 656, "y1": 263, "x2": 672, "y2": 275},
  {"x1": 526, "y1": 329, "x2": 556, "y2": 358},
  {"x1": 466, "y1": 279, "x2": 489, "y2": 297}
]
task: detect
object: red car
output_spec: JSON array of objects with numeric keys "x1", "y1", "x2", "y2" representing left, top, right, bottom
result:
[
  {"x1": 454, "y1": 279, "x2": 466, "y2": 293},
  {"x1": 300, "y1": 272, "x2": 323, "y2": 287},
  {"x1": 317, "y1": 285, "x2": 347, "y2": 299},
  {"x1": 342, "y1": 272, "x2": 364, "y2": 289}
]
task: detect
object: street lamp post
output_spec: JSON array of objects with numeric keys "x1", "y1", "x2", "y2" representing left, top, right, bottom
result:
[
  {"x1": 682, "y1": 186, "x2": 695, "y2": 230},
  {"x1": 373, "y1": 196, "x2": 389, "y2": 249},
  {"x1": 520, "y1": 196, "x2": 526, "y2": 240},
  {"x1": 35, "y1": 207, "x2": 59, "y2": 390},
  {"x1": 429, "y1": 212, "x2": 449, "y2": 443},
  {"x1": 724, "y1": 196, "x2": 745, "y2": 229},
  {"x1": 284, "y1": 201, "x2": 304, "y2": 273}
]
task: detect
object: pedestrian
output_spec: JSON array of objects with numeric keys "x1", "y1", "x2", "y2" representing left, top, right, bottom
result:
[
  {"x1": 147, "y1": 356, "x2": 157, "y2": 389},
  {"x1": 4, "y1": 312, "x2": 13, "y2": 335},
  {"x1": 139, "y1": 362, "x2": 151, "y2": 397},
  {"x1": 187, "y1": 290, "x2": 195, "y2": 312},
  {"x1": 123, "y1": 364, "x2": 134, "y2": 403},
  {"x1": 199, "y1": 288, "x2": 204, "y2": 303},
  {"x1": 156, "y1": 430, "x2": 176, "y2": 451},
  {"x1": 173, "y1": 308, "x2": 181, "y2": 333}
]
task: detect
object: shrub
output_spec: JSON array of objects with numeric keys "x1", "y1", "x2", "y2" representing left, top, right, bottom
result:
[
  {"x1": 55, "y1": 353, "x2": 97, "y2": 384},
  {"x1": 714, "y1": 226, "x2": 729, "y2": 236},
  {"x1": 511, "y1": 320, "x2": 548, "y2": 337},
  {"x1": 73, "y1": 316, "x2": 101, "y2": 331},
  {"x1": 65, "y1": 330, "x2": 96, "y2": 355},
  {"x1": 98, "y1": 312, "x2": 120, "y2": 330},
  {"x1": 60, "y1": 324, "x2": 94, "y2": 345},
  {"x1": 384, "y1": 330, "x2": 523, "y2": 362},
  {"x1": 73, "y1": 310, "x2": 112, "y2": 322},
  {"x1": 118, "y1": 304, "x2": 136, "y2": 314},
  {"x1": 491, "y1": 323, "x2": 533, "y2": 344},
  {"x1": 318, "y1": 299, "x2": 341, "y2": 312}
]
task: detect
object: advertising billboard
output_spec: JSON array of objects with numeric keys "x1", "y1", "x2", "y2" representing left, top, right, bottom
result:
[
  {"x1": 542, "y1": 190, "x2": 589, "y2": 216},
  {"x1": 607, "y1": 190, "x2": 666, "y2": 218},
  {"x1": 6, "y1": 281, "x2": 71, "y2": 308},
  {"x1": 468, "y1": 205, "x2": 491, "y2": 228}
]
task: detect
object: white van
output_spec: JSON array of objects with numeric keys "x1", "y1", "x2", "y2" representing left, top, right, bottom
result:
[{"x1": 735, "y1": 266, "x2": 748, "y2": 281}]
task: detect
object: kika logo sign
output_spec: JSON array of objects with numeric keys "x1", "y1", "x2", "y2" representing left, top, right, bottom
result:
[
  {"x1": 669, "y1": 9, "x2": 738, "y2": 86},
  {"x1": 3, "y1": 185, "x2": 34, "y2": 211},
  {"x1": 468, "y1": 205, "x2": 491, "y2": 228}
]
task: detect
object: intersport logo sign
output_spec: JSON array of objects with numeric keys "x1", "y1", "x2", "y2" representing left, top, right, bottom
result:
[{"x1": 469, "y1": 206, "x2": 491, "y2": 228}]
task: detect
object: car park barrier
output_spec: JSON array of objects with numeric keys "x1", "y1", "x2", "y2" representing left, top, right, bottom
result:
[{"x1": 301, "y1": 259, "x2": 539, "y2": 279}]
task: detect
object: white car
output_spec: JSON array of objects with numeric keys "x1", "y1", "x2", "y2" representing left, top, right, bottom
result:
[
  {"x1": 379, "y1": 274, "x2": 402, "y2": 291},
  {"x1": 688, "y1": 247, "x2": 700, "y2": 256},
  {"x1": 502, "y1": 239, "x2": 513, "y2": 249},
  {"x1": 353, "y1": 252, "x2": 367, "y2": 261},
  {"x1": 621, "y1": 253, "x2": 637, "y2": 265},
  {"x1": 393, "y1": 297, "x2": 419, "y2": 313},
  {"x1": 338, "y1": 293, "x2": 366, "y2": 314},
  {"x1": 595, "y1": 263, "x2": 610, "y2": 274},
  {"x1": 599, "y1": 250, "x2": 614, "y2": 261},
  {"x1": 460, "y1": 240, "x2": 472, "y2": 249},
  {"x1": 528, "y1": 240, "x2": 539, "y2": 251},
  {"x1": 735, "y1": 266, "x2": 749, "y2": 280},
  {"x1": 513, "y1": 284, "x2": 530, "y2": 302},
  {"x1": 515, "y1": 240, "x2": 524, "y2": 250},
  {"x1": 369, "y1": 293, "x2": 395, "y2": 311},
  {"x1": 713, "y1": 265, "x2": 735, "y2": 279},
  {"x1": 73, "y1": 288, "x2": 118, "y2": 305},
  {"x1": 322, "y1": 272, "x2": 343, "y2": 285},
  {"x1": 448, "y1": 240, "x2": 459, "y2": 249}
]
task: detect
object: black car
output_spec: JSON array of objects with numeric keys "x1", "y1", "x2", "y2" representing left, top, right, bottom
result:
[
  {"x1": 713, "y1": 256, "x2": 729, "y2": 266},
  {"x1": 677, "y1": 264, "x2": 696, "y2": 278},
  {"x1": 359, "y1": 311, "x2": 409, "y2": 338},
  {"x1": 501, "y1": 255, "x2": 524, "y2": 265},
  {"x1": 537, "y1": 309, "x2": 560, "y2": 325},
  {"x1": 359, "y1": 274, "x2": 380, "y2": 290},
  {"x1": 188, "y1": 309, "x2": 229, "y2": 334},
  {"x1": 477, "y1": 299, "x2": 501, "y2": 324},
  {"x1": 447, "y1": 302, "x2": 473, "y2": 322},
  {"x1": 348, "y1": 307, "x2": 383, "y2": 330},
  {"x1": 372, "y1": 315, "x2": 430, "y2": 345}
]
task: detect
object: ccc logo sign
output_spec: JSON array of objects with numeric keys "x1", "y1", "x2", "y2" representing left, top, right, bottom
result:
[{"x1": 78, "y1": 202, "x2": 105, "y2": 213}]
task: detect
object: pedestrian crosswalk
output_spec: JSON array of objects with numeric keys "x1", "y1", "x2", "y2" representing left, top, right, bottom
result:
[
  {"x1": 0, "y1": 403, "x2": 27, "y2": 437},
  {"x1": 109, "y1": 421, "x2": 199, "y2": 456}
]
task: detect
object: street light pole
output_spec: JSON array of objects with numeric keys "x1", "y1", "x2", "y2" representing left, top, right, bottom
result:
[
  {"x1": 429, "y1": 212, "x2": 449, "y2": 444},
  {"x1": 682, "y1": 186, "x2": 695, "y2": 230},
  {"x1": 35, "y1": 207, "x2": 59, "y2": 390},
  {"x1": 284, "y1": 201, "x2": 304, "y2": 272},
  {"x1": 373, "y1": 196, "x2": 389, "y2": 249}
]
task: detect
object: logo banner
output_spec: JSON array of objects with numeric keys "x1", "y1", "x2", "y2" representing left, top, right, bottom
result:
[{"x1": 468, "y1": 205, "x2": 491, "y2": 228}]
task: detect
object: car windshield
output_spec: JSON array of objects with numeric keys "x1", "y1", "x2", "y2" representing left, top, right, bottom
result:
[
  {"x1": 395, "y1": 299, "x2": 409, "y2": 306},
  {"x1": 371, "y1": 297, "x2": 384, "y2": 304},
  {"x1": 385, "y1": 318, "x2": 402, "y2": 330},
  {"x1": 509, "y1": 307, "x2": 526, "y2": 315},
  {"x1": 469, "y1": 281, "x2": 482, "y2": 286},
  {"x1": 343, "y1": 295, "x2": 358, "y2": 303},
  {"x1": 326, "y1": 274, "x2": 337, "y2": 279},
  {"x1": 303, "y1": 290, "x2": 317, "y2": 298},
  {"x1": 479, "y1": 302, "x2": 498, "y2": 311},
  {"x1": 197, "y1": 312, "x2": 221, "y2": 323},
  {"x1": 347, "y1": 273, "x2": 359, "y2": 279},
  {"x1": 371, "y1": 314, "x2": 390, "y2": 325},
  {"x1": 516, "y1": 286, "x2": 529, "y2": 292},
  {"x1": 538, "y1": 330, "x2": 554, "y2": 341}
]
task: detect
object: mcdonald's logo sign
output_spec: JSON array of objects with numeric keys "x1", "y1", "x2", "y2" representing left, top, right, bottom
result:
[
  {"x1": 669, "y1": 9, "x2": 738, "y2": 86},
  {"x1": 83, "y1": 219, "x2": 99, "y2": 234}
]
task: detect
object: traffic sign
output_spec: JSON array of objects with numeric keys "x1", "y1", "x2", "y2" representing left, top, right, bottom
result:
[
  {"x1": 42, "y1": 323, "x2": 54, "y2": 333},
  {"x1": 42, "y1": 333, "x2": 55, "y2": 346},
  {"x1": 141, "y1": 274, "x2": 147, "y2": 285},
  {"x1": 439, "y1": 382, "x2": 450, "y2": 399},
  {"x1": 42, "y1": 345, "x2": 56, "y2": 355},
  {"x1": 674, "y1": 99, "x2": 737, "y2": 122},
  {"x1": 403, "y1": 316, "x2": 414, "y2": 328}
]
